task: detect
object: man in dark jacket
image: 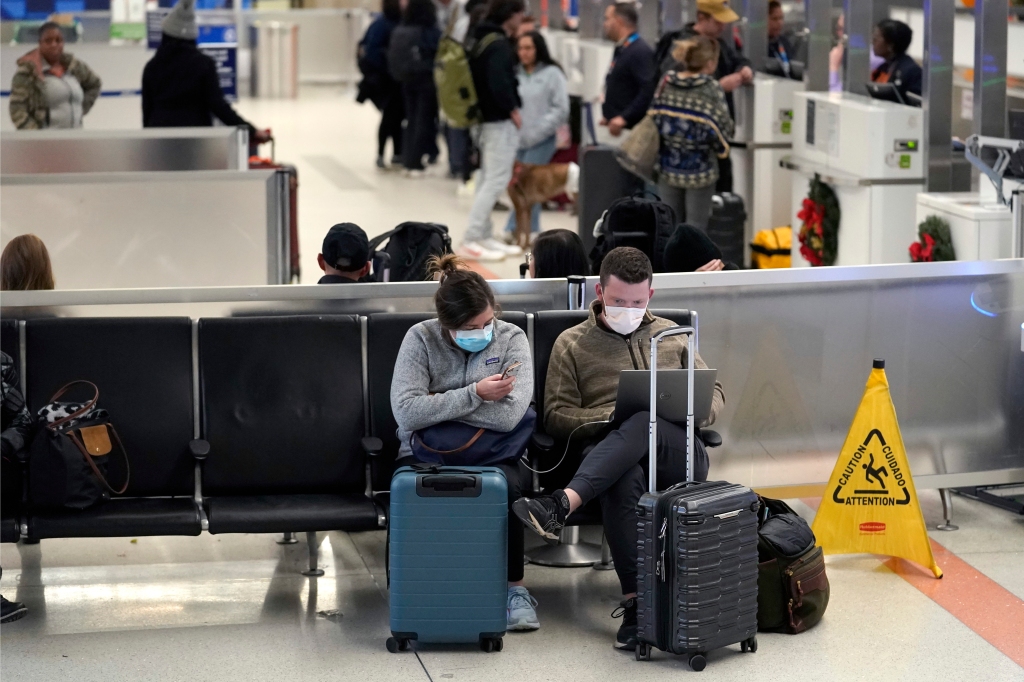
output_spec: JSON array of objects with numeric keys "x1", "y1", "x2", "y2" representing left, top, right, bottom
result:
[
  {"x1": 653, "y1": 0, "x2": 750, "y2": 191},
  {"x1": 460, "y1": 0, "x2": 526, "y2": 262},
  {"x1": 142, "y1": 0, "x2": 269, "y2": 142},
  {"x1": 871, "y1": 19, "x2": 922, "y2": 104},
  {"x1": 767, "y1": 0, "x2": 799, "y2": 79},
  {"x1": 600, "y1": 2, "x2": 655, "y2": 140}
]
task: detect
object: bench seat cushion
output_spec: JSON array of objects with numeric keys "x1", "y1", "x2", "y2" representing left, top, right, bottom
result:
[
  {"x1": 29, "y1": 497, "x2": 202, "y2": 538},
  {"x1": 205, "y1": 494, "x2": 383, "y2": 534}
]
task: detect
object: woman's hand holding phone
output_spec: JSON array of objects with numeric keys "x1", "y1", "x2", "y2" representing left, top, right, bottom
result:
[{"x1": 477, "y1": 374, "x2": 515, "y2": 401}]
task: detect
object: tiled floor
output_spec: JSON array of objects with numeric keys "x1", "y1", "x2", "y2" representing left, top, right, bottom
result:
[
  {"x1": 233, "y1": 86, "x2": 577, "y2": 283},
  {"x1": 2, "y1": 491, "x2": 1022, "y2": 682}
]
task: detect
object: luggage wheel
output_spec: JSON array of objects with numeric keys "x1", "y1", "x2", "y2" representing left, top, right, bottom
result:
[
  {"x1": 386, "y1": 637, "x2": 413, "y2": 653},
  {"x1": 634, "y1": 643, "x2": 652, "y2": 661},
  {"x1": 688, "y1": 653, "x2": 707, "y2": 671},
  {"x1": 480, "y1": 637, "x2": 503, "y2": 653},
  {"x1": 741, "y1": 636, "x2": 758, "y2": 654}
]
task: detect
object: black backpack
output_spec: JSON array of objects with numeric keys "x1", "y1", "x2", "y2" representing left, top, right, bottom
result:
[
  {"x1": 387, "y1": 25, "x2": 428, "y2": 83},
  {"x1": 589, "y1": 191, "x2": 677, "y2": 274},
  {"x1": 368, "y1": 222, "x2": 452, "y2": 282}
]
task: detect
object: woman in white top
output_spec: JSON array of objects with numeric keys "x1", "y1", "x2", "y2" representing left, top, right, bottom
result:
[
  {"x1": 10, "y1": 22, "x2": 101, "y2": 129},
  {"x1": 503, "y1": 31, "x2": 569, "y2": 238}
]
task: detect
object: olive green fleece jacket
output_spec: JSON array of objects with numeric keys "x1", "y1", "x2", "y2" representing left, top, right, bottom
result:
[{"x1": 543, "y1": 301, "x2": 725, "y2": 441}]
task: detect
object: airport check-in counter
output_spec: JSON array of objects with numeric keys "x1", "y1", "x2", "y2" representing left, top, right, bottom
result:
[
  {"x1": 731, "y1": 75, "x2": 804, "y2": 260},
  {"x1": 2, "y1": 260, "x2": 1021, "y2": 497},
  {"x1": 0, "y1": 127, "x2": 250, "y2": 174},
  {"x1": 0, "y1": 169, "x2": 292, "y2": 288},
  {"x1": 783, "y1": 91, "x2": 926, "y2": 266}
]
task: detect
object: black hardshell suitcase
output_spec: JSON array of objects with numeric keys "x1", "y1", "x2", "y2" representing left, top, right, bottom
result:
[
  {"x1": 634, "y1": 325, "x2": 760, "y2": 671},
  {"x1": 706, "y1": 193, "x2": 747, "y2": 269}
]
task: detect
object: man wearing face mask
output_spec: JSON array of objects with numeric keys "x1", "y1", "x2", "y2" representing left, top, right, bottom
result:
[{"x1": 512, "y1": 246, "x2": 724, "y2": 650}]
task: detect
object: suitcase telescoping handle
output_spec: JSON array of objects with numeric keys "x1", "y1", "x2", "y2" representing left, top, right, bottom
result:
[{"x1": 649, "y1": 326, "x2": 695, "y2": 494}]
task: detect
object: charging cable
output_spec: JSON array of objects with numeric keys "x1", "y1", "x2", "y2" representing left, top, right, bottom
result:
[{"x1": 521, "y1": 419, "x2": 613, "y2": 475}]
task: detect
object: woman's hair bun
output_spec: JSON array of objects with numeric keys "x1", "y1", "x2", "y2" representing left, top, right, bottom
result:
[{"x1": 426, "y1": 253, "x2": 465, "y2": 281}]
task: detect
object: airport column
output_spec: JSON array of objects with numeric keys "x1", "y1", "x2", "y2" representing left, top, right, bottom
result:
[
  {"x1": 921, "y1": 0, "x2": 954, "y2": 192},
  {"x1": 803, "y1": 0, "x2": 831, "y2": 92},
  {"x1": 972, "y1": 0, "x2": 1008, "y2": 138},
  {"x1": 842, "y1": 0, "x2": 872, "y2": 95}
]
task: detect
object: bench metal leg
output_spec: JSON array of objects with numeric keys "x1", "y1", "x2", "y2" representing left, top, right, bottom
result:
[
  {"x1": 937, "y1": 488, "x2": 959, "y2": 531},
  {"x1": 593, "y1": 531, "x2": 615, "y2": 571},
  {"x1": 277, "y1": 531, "x2": 298, "y2": 545},
  {"x1": 302, "y1": 531, "x2": 325, "y2": 576},
  {"x1": 525, "y1": 526, "x2": 602, "y2": 567}
]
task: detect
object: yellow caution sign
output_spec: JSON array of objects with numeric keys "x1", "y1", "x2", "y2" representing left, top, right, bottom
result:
[{"x1": 811, "y1": 360, "x2": 942, "y2": 578}]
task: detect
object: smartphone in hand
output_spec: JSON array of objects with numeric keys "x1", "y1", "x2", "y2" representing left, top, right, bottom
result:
[{"x1": 501, "y1": 361, "x2": 522, "y2": 380}]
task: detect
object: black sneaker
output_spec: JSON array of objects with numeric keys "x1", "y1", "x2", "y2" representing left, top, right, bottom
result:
[
  {"x1": 1, "y1": 596, "x2": 27, "y2": 624},
  {"x1": 612, "y1": 597, "x2": 638, "y2": 650},
  {"x1": 512, "y1": 491, "x2": 568, "y2": 541}
]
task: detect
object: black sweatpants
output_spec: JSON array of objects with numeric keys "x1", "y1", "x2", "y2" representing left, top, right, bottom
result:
[
  {"x1": 377, "y1": 90, "x2": 405, "y2": 161},
  {"x1": 566, "y1": 411, "x2": 708, "y2": 595},
  {"x1": 402, "y1": 81, "x2": 438, "y2": 171},
  {"x1": 396, "y1": 456, "x2": 525, "y2": 583}
]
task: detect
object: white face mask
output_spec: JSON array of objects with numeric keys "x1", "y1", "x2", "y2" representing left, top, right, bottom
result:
[{"x1": 604, "y1": 305, "x2": 646, "y2": 335}]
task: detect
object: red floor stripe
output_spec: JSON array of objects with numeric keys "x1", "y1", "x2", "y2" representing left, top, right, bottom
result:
[
  {"x1": 462, "y1": 260, "x2": 501, "y2": 280},
  {"x1": 800, "y1": 497, "x2": 1024, "y2": 668}
]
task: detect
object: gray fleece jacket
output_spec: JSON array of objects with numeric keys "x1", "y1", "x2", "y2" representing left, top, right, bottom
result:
[
  {"x1": 516, "y1": 63, "x2": 569, "y2": 150},
  {"x1": 391, "y1": 318, "x2": 534, "y2": 461}
]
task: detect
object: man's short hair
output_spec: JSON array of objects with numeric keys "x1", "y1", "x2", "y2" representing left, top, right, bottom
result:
[
  {"x1": 599, "y1": 247, "x2": 653, "y2": 286},
  {"x1": 768, "y1": 1, "x2": 781, "y2": 13},
  {"x1": 612, "y1": 2, "x2": 638, "y2": 28},
  {"x1": 486, "y1": 0, "x2": 525, "y2": 25}
]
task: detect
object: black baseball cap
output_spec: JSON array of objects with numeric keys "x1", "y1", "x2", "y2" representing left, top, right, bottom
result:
[{"x1": 322, "y1": 223, "x2": 369, "y2": 271}]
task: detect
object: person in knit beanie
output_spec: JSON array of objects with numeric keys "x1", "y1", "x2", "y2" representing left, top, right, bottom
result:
[
  {"x1": 662, "y1": 223, "x2": 734, "y2": 272},
  {"x1": 141, "y1": 0, "x2": 268, "y2": 142}
]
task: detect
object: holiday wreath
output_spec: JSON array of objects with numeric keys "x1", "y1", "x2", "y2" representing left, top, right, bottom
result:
[
  {"x1": 909, "y1": 215, "x2": 956, "y2": 262},
  {"x1": 797, "y1": 173, "x2": 840, "y2": 266}
]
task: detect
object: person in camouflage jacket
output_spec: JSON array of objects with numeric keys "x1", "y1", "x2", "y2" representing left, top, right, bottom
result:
[{"x1": 9, "y1": 23, "x2": 101, "y2": 130}]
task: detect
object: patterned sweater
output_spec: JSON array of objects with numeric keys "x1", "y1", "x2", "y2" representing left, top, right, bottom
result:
[{"x1": 651, "y1": 72, "x2": 734, "y2": 190}]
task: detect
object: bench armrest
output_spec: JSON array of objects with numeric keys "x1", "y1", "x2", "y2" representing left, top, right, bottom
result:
[
  {"x1": 699, "y1": 429, "x2": 722, "y2": 448},
  {"x1": 189, "y1": 439, "x2": 211, "y2": 461}
]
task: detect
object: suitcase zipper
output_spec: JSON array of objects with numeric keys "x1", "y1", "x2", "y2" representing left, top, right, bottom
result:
[{"x1": 656, "y1": 518, "x2": 668, "y2": 582}]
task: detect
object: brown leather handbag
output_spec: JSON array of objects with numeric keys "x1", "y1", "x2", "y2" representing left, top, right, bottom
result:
[{"x1": 30, "y1": 381, "x2": 130, "y2": 509}]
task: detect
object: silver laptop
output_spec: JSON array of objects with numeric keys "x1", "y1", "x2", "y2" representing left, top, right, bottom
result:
[{"x1": 613, "y1": 369, "x2": 718, "y2": 426}]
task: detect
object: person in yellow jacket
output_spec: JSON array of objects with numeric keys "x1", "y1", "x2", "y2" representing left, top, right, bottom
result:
[{"x1": 9, "y1": 22, "x2": 101, "y2": 129}]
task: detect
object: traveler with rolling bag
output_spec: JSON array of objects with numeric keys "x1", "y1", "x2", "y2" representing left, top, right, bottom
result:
[{"x1": 634, "y1": 325, "x2": 759, "y2": 670}]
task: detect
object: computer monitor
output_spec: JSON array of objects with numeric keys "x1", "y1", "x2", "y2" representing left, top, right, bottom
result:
[{"x1": 865, "y1": 82, "x2": 905, "y2": 106}]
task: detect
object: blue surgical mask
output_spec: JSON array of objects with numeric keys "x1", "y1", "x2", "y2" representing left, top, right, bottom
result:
[{"x1": 451, "y1": 323, "x2": 493, "y2": 353}]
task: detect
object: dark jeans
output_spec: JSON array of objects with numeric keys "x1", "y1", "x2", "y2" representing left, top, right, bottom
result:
[
  {"x1": 378, "y1": 90, "x2": 405, "y2": 160},
  {"x1": 402, "y1": 82, "x2": 438, "y2": 171},
  {"x1": 566, "y1": 411, "x2": 708, "y2": 595},
  {"x1": 396, "y1": 456, "x2": 525, "y2": 583},
  {"x1": 445, "y1": 125, "x2": 472, "y2": 180}
]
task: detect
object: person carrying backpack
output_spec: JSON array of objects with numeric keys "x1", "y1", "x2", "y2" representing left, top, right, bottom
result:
[
  {"x1": 388, "y1": 0, "x2": 442, "y2": 177},
  {"x1": 357, "y1": 0, "x2": 404, "y2": 169},
  {"x1": 458, "y1": 0, "x2": 526, "y2": 262}
]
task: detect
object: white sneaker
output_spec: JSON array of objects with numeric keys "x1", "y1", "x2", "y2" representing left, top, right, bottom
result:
[
  {"x1": 404, "y1": 169, "x2": 425, "y2": 179},
  {"x1": 456, "y1": 179, "x2": 475, "y2": 198},
  {"x1": 459, "y1": 241, "x2": 506, "y2": 262},
  {"x1": 482, "y1": 238, "x2": 523, "y2": 257}
]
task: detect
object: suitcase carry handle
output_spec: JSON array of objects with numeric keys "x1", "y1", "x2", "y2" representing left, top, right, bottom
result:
[
  {"x1": 649, "y1": 326, "x2": 695, "y2": 493},
  {"x1": 416, "y1": 473, "x2": 483, "y2": 498}
]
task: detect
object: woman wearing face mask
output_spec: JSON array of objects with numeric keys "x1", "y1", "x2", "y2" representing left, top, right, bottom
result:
[{"x1": 390, "y1": 253, "x2": 540, "y2": 632}]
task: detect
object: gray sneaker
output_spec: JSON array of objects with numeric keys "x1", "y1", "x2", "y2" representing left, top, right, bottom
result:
[{"x1": 507, "y1": 586, "x2": 540, "y2": 631}]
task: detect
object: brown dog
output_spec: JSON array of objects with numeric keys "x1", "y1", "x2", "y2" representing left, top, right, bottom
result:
[{"x1": 507, "y1": 161, "x2": 579, "y2": 249}]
